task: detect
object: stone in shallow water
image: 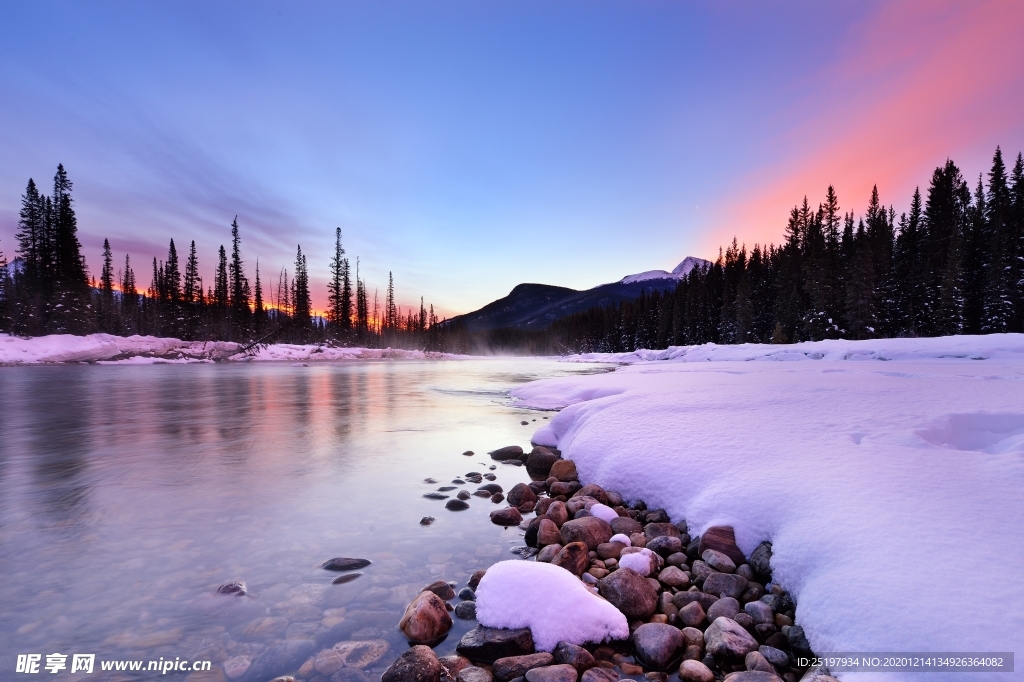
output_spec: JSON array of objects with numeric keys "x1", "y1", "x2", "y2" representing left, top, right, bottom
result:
[
  {"x1": 491, "y1": 507, "x2": 523, "y2": 526},
  {"x1": 489, "y1": 445, "x2": 524, "y2": 461},
  {"x1": 478, "y1": 483, "x2": 503, "y2": 494},
  {"x1": 332, "y1": 639, "x2": 389, "y2": 668},
  {"x1": 240, "y1": 639, "x2": 314, "y2": 682},
  {"x1": 446, "y1": 499, "x2": 470, "y2": 511},
  {"x1": 381, "y1": 645, "x2": 444, "y2": 682},
  {"x1": 455, "y1": 600, "x2": 477, "y2": 620},
  {"x1": 458, "y1": 490, "x2": 472, "y2": 500},
  {"x1": 399, "y1": 591, "x2": 452, "y2": 644},
  {"x1": 332, "y1": 573, "x2": 361, "y2": 585},
  {"x1": 218, "y1": 581, "x2": 247, "y2": 595},
  {"x1": 420, "y1": 516, "x2": 436, "y2": 525},
  {"x1": 491, "y1": 493, "x2": 505, "y2": 504},
  {"x1": 457, "y1": 626, "x2": 535, "y2": 664},
  {"x1": 468, "y1": 570, "x2": 487, "y2": 590},
  {"x1": 424, "y1": 492, "x2": 450, "y2": 500},
  {"x1": 424, "y1": 580, "x2": 457, "y2": 600},
  {"x1": 322, "y1": 558, "x2": 372, "y2": 571},
  {"x1": 222, "y1": 655, "x2": 251, "y2": 679},
  {"x1": 474, "y1": 490, "x2": 494, "y2": 498}
]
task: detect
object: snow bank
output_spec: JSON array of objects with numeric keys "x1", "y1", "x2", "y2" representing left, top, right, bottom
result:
[
  {"x1": 243, "y1": 344, "x2": 453, "y2": 362},
  {"x1": 512, "y1": 335, "x2": 1024, "y2": 680},
  {"x1": 475, "y1": 560, "x2": 628, "y2": 651}
]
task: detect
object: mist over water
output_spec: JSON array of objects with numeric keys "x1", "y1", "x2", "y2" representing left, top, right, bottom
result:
[{"x1": 0, "y1": 359, "x2": 610, "y2": 676}]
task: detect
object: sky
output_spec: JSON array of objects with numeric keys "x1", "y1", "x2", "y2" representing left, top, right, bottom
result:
[{"x1": 1, "y1": 1, "x2": 1022, "y2": 317}]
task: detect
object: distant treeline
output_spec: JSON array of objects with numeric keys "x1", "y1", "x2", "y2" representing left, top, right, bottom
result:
[
  {"x1": 0, "y1": 165, "x2": 462, "y2": 350},
  {"x1": 538, "y1": 146, "x2": 1024, "y2": 354}
]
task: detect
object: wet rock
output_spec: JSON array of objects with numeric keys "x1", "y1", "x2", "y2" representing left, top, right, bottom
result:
[
  {"x1": 218, "y1": 581, "x2": 247, "y2": 596},
  {"x1": 597, "y1": 567, "x2": 658, "y2": 619},
  {"x1": 507, "y1": 483, "x2": 537, "y2": 508},
  {"x1": 474, "y1": 490, "x2": 495, "y2": 498},
  {"x1": 322, "y1": 558, "x2": 372, "y2": 571},
  {"x1": 446, "y1": 499, "x2": 471, "y2": 511},
  {"x1": 478, "y1": 484, "x2": 504, "y2": 494},
  {"x1": 707, "y1": 597, "x2": 740, "y2": 622},
  {"x1": 537, "y1": 519, "x2": 561, "y2": 546},
  {"x1": 241, "y1": 639, "x2": 315, "y2": 682},
  {"x1": 223, "y1": 655, "x2": 251, "y2": 679},
  {"x1": 491, "y1": 507, "x2": 524, "y2": 526},
  {"x1": 453, "y1": 479, "x2": 466, "y2": 485},
  {"x1": 424, "y1": 580, "x2": 457, "y2": 601},
  {"x1": 548, "y1": 459, "x2": 578, "y2": 482},
  {"x1": 455, "y1": 601, "x2": 477, "y2": 620},
  {"x1": 702, "y1": 550, "x2": 736, "y2": 574},
  {"x1": 332, "y1": 639, "x2": 389, "y2": 668},
  {"x1": 491, "y1": 494, "x2": 505, "y2": 504},
  {"x1": 286, "y1": 621, "x2": 320, "y2": 639},
  {"x1": 463, "y1": 451, "x2": 475, "y2": 457},
  {"x1": 439, "y1": 486, "x2": 458, "y2": 491},
  {"x1": 703, "y1": 573, "x2": 748, "y2": 600},
  {"x1": 646, "y1": 536, "x2": 682, "y2": 556},
  {"x1": 551, "y1": 542, "x2": 590, "y2": 577},
  {"x1": 525, "y1": 447, "x2": 559, "y2": 475},
  {"x1": 552, "y1": 642, "x2": 595, "y2": 672},
  {"x1": 678, "y1": 660, "x2": 715, "y2": 682},
  {"x1": 582, "y1": 669, "x2": 620, "y2": 682},
  {"x1": 610, "y1": 517, "x2": 642, "y2": 536},
  {"x1": 457, "y1": 626, "x2": 535, "y2": 664},
  {"x1": 536, "y1": 544, "x2": 562, "y2": 562},
  {"x1": 458, "y1": 491, "x2": 472, "y2": 501},
  {"x1": 560, "y1": 517, "x2": 613, "y2": 550},
  {"x1": 332, "y1": 669, "x2": 372, "y2": 682},
  {"x1": 484, "y1": 473, "x2": 497, "y2": 480},
  {"x1": 399, "y1": 591, "x2": 453, "y2": 644},
  {"x1": 458, "y1": 667, "x2": 493, "y2": 682},
  {"x1": 490, "y1": 446, "x2": 524, "y2": 461},
  {"x1": 459, "y1": 587, "x2": 476, "y2": 600},
  {"x1": 676, "y1": 601, "x2": 706, "y2": 628},
  {"x1": 723, "y1": 673, "x2": 783, "y2": 682},
  {"x1": 504, "y1": 459, "x2": 524, "y2": 467},
  {"x1": 425, "y1": 478, "x2": 439, "y2": 483},
  {"x1": 525, "y1": 665, "x2": 578, "y2": 682},
  {"x1": 757, "y1": 646, "x2": 788, "y2": 668},
  {"x1": 704, "y1": 617, "x2": 759, "y2": 659},
  {"x1": 440, "y1": 655, "x2": 473, "y2": 679},
  {"x1": 657, "y1": 566, "x2": 690, "y2": 588},
  {"x1": 420, "y1": 517, "x2": 436, "y2": 525},
  {"x1": 382, "y1": 645, "x2": 445, "y2": 682},
  {"x1": 425, "y1": 493, "x2": 451, "y2": 500},
  {"x1": 546, "y1": 501, "x2": 569, "y2": 528},
  {"x1": 698, "y1": 527, "x2": 746, "y2": 568},
  {"x1": 493, "y1": 653, "x2": 554, "y2": 681},
  {"x1": 633, "y1": 622, "x2": 683, "y2": 670},
  {"x1": 468, "y1": 570, "x2": 487, "y2": 590}
]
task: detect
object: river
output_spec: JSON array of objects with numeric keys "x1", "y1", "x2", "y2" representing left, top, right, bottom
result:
[{"x1": 0, "y1": 358, "x2": 611, "y2": 680}]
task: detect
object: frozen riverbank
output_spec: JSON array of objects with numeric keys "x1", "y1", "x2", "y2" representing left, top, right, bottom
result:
[
  {"x1": 0, "y1": 333, "x2": 453, "y2": 364},
  {"x1": 511, "y1": 335, "x2": 1024, "y2": 680}
]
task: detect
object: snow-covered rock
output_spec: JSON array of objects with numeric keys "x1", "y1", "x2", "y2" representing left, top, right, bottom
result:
[
  {"x1": 474, "y1": 560, "x2": 628, "y2": 651},
  {"x1": 620, "y1": 257, "x2": 709, "y2": 284}
]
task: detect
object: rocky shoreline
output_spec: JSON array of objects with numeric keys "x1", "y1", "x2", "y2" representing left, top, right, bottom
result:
[{"x1": 373, "y1": 444, "x2": 835, "y2": 682}]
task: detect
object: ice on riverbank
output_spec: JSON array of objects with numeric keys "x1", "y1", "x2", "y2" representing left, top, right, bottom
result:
[
  {"x1": 0, "y1": 333, "x2": 454, "y2": 364},
  {"x1": 512, "y1": 334, "x2": 1024, "y2": 680},
  {"x1": 475, "y1": 560, "x2": 628, "y2": 651}
]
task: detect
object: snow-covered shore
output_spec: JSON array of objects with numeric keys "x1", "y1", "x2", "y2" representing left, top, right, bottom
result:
[
  {"x1": 0, "y1": 333, "x2": 453, "y2": 365},
  {"x1": 513, "y1": 334, "x2": 1024, "y2": 680}
]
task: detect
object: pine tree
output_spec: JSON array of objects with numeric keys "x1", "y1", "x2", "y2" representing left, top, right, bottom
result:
[
  {"x1": 385, "y1": 271, "x2": 396, "y2": 333},
  {"x1": 164, "y1": 239, "x2": 181, "y2": 302},
  {"x1": 253, "y1": 260, "x2": 265, "y2": 331},
  {"x1": 183, "y1": 241, "x2": 199, "y2": 303},
  {"x1": 981, "y1": 147, "x2": 1013, "y2": 331},
  {"x1": 1010, "y1": 153, "x2": 1024, "y2": 332},
  {"x1": 215, "y1": 246, "x2": 228, "y2": 308},
  {"x1": 292, "y1": 245, "x2": 311, "y2": 337}
]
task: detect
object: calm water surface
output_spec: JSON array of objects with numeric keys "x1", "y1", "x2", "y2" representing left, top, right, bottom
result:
[{"x1": 0, "y1": 358, "x2": 611, "y2": 679}]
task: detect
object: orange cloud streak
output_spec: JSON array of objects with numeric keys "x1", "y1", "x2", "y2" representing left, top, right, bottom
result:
[{"x1": 702, "y1": 0, "x2": 1024, "y2": 252}]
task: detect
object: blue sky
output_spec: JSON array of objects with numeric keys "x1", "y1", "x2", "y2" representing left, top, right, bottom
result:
[{"x1": 1, "y1": 1, "x2": 1021, "y2": 315}]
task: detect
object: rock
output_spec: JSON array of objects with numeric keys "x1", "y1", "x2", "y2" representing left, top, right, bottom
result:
[
  {"x1": 469, "y1": 570, "x2": 487, "y2": 590},
  {"x1": 644, "y1": 523, "x2": 680, "y2": 540},
  {"x1": 678, "y1": 660, "x2": 715, "y2": 682},
  {"x1": 399, "y1": 591, "x2": 453, "y2": 644},
  {"x1": 748, "y1": 543, "x2": 772, "y2": 580},
  {"x1": 691, "y1": 560, "x2": 714, "y2": 583},
  {"x1": 673, "y1": 591, "x2": 718, "y2": 611},
  {"x1": 551, "y1": 542, "x2": 590, "y2": 576},
  {"x1": 701, "y1": 550, "x2": 736, "y2": 574},
  {"x1": 458, "y1": 667, "x2": 493, "y2": 682},
  {"x1": 723, "y1": 673, "x2": 783, "y2": 682},
  {"x1": 537, "y1": 544, "x2": 562, "y2": 562},
  {"x1": 676, "y1": 601, "x2": 706, "y2": 628},
  {"x1": 597, "y1": 567, "x2": 658, "y2": 619},
  {"x1": 458, "y1": 587, "x2": 476, "y2": 601},
  {"x1": 536, "y1": 519, "x2": 561, "y2": 546},
  {"x1": 478, "y1": 484, "x2": 504, "y2": 494},
  {"x1": 704, "y1": 617, "x2": 759, "y2": 659},
  {"x1": 457, "y1": 626, "x2": 535, "y2": 664},
  {"x1": 656, "y1": 566, "x2": 689, "y2": 589},
  {"x1": 458, "y1": 490, "x2": 472, "y2": 500},
  {"x1": 424, "y1": 580, "x2": 457, "y2": 600},
  {"x1": 560, "y1": 517, "x2": 613, "y2": 550},
  {"x1": 548, "y1": 459, "x2": 578, "y2": 482},
  {"x1": 223, "y1": 655, "x2": 251, "y2": 679},
  {"x1": 241, "y1": 639, "x2": 315, "y2": 682},
  {"x1": 703, "y1": 573, "x2": 748, "y2": 599},
  {"x1": 734, "y1": 612, "x2": 754, "y2": 629},
  {"x1": 610, "y1": 517, "x2": 643, "y2": 536},
  {"x1": 786, "y1": 626, "x2": 812, "y2": 658},
  {"x1": 420, "y1": 517, "x2": 436, "y2": 525},
  {"x1": 490, "y1": 446, "x2": 524, "y2": 461},
  {"x1": 565, "y1": 495, "x2": 597, "y2": 516},
  {"x1": 425, "y1": 492, "x2": 451, "y2": 499},
  {"x1": 546, "y1": 501, "x2": 570, "y2": 527},
  {"x1": 526, "y1": 447, "x2": 560, "y2": 475},
  {"x1": 332, "y1": 640, "x2": 389, "y2": 668},
  {"x1": 455, "y1": 600, "x2": 477, "y2": 619},
  {"x1": 241, "y1": 616, "x2": 290, "y2": 639},
  {"x1": 757, "y1": 646, "x2": 788, "y2": 668},
  {"x1": 744, "y1": 651, "x2": 775, "y2": 673},
  {"x1": 474, "y1": 490, "x2": 494, "y2": 498},
  {"x1": 218, "y1": 581, "x2": 247, "y2": 596},
  {"x1": 552, "y1": 642, "x2": 595, "y2": 672},
  {"x1": 493, "y1": 653, "x2": 554, "y2": 681},
  {"x1": 581, "y1": 669, "x2": 620, "y2": 682},
  {"x1": 744, "y1": 601, "x2": 773, "y2": 625},
  {"x1": 643, "y1": 508, "x2": 670, "y2": 524},
  {"x1": 491, "y1": 493, "x2": 505, "y2": 503},
  {"x1": 763, "y1": 632, "x2": 789, "y2": 651},
  {"x1": 440, "y1": 656, "x2": 473, "y2": 678},
  {"x1": 525, "y1": 665, "x2": 579, "y2": 682},
  {"x1": 425, "y1": 478, "x2": 438, "y2": 483},
  {"x1": 707, "y1": 597, "x2": 740, "y2": 622},
  {"x1": 463, "y1": 451, "x2": 475, "y2": 456},
  {"x1": 736, "y1": 564, "x2": 756, "y2": 581},
  {"x1": 491, "y1": 507, "x2": 524, "y2": 526},
  {"x1": 446, "y1": 499, "x2": 470, "y2": 511},
  {"x1": 506, "y1": 483, "x2": 537, "y2": 508},
  {"x1": 646, "y1": 536, "x2": 683, "y2": 556},
  {"x1": 633, "y1": 622, "x2": 683, "y2": 670},
  {"x1": 382, "y1": 645, "x2": 445, "y2": 682},
  {"x1": 572, "y1": 484, "x2": 609, "y2": 505},
  {"x1": 698, "y1": 527, "x2": 745, "y2": 567},
  {"x1": 322, "y1": 558, "x2": 372, "y2": 571}
]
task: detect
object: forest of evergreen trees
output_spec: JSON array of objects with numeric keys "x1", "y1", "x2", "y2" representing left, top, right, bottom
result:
[
  {"x1": 0, "y1": 165, "x2": 458, "y2": 350},
  {"x1": 547, "y1": 147, "x2": 1024, "y2": 354}
]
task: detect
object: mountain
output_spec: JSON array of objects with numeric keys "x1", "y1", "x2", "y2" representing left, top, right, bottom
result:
[{"x1": 452, "y1": 257, "x2": 709, "y2": 331}]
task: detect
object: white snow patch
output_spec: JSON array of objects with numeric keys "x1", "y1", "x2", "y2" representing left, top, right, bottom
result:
[
  {"x1": 475, "y1": 560, "x2": 628, "y2": 651},
  {"x1": 589, "y1": 503, "x2": 619, "y2": 524},
  {"x1": 511, "y1": 334, "x2": 1024, "y2": 680},
  {"x1": 620, "y1": 257, "x2": 709, "y2": 284},
  {"x1": 609, "y1": 533, "x2": 631, "y2": 546},
  {"x1": 617, "y1": 550, "x2": 656, "y2": 576}
]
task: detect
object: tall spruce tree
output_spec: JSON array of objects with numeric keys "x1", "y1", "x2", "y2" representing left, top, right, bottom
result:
[{"x1": 981, "y1": 147, "x2": 1013, "y2": 331}]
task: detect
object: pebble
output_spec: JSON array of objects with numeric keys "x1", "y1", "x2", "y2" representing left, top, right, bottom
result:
[
  {"x1": 321, "y1": 558, "x2": 372, "y2": 571},
  {"x1": 744, "y1": 651, "x2": 776, "y2": 673},
  {"x1": 610, "y1": 517, "x2": 643, "y2": 536},
  {"x1": 398, "y1": 591, "x2": 452, "y2": 644},
  {"x1": 469, "y1": 570, "x2": 487, "y2": 590},
  {"x1": 222, "y1": 655, "x2": 251, "y2": 679},
  {"x1": 632, "y1": 622, "x2": 683, "y2": 670},
  {"x1": 646, "y1": 536, "x2": 683, "y2": 556},
  {"x1": 758, "y1": 646, "x2": 789, "y2": 668},
  {"x1": 439, "y1": 486, "x2": 457, "y2": 491},
  {"x1": 546, "y1": 501, "x2": 569, "y2": 527},
  {"x1": 525, "y1": 446, "x2": 559, "y2": 475},
  {"x1": 701, "y1": 549, "x2": 736, "y2": 574},
  {"x1": 676, "y1": 601, "x2": 706, "y2": 628},
  {"x1": 722, "y1": 673, "x2": 784, "y2": 682},
  {"x1": 706, "y1": 597, "x2": 740, "y2": 623},
  {"x1": 446, "y1": 499, "x2": 470, "y2": 511},
  {"x1": 243, "y1": 639, "x2": 316, "y2": 682},
  {"x1": 704, "y1": 616, "x2": 759, "y2": 658},
  {"x1": 552, "y1": 642, "x2": 595, "y2": 672},
  {"x1": 478, "y1": 483, "x2": 503, "y2": 494},
  {"x1": 424, "y1": 478, "x2": 438, "y2": 483},
  {"x1": 424, "y1": 493, "x2": 450, "y2": 500},
  {"x1": 332, "y1": 639, "x2": 390, "y2": 669},
  {"x1": 463, "y1": 451, "x2": 475, "y2": 457},
  {"x1": 474, "y1": 490, "x2": 494, "y2": 498},
  {"x1": 678, "y1": 660, "x2": 715, "y2": 682},
  {"x1": 483, "y1": 473, "x2": 497, "y2": 480},
  {"x1": 507, "y1": 483, "x2": 538, "y2": 508},
  {"x1": 536, "y1": 544, "x2": 562, "y2": 562},
  {"x1": 548, "y1": 459, "x2": 578, "y2": 482},
  {"x1": 382, "y1": 645, "x2": 444, "y2": 682},
  {"x1": 702, "y1": 572, "x2": 748, "y2": 599},
  {"x1": 490, "y1": 507, "x2": 523, "y2": 526},
  {"x1": 744, "y1": 600, "x2": 773, "y2": 625},
  {"x1": 525, "y1": 665, "x2": 578, "y2": 682},
  {"x1": 657, "y1": 566, "x2": 689, "y2": 588},
  {"x1": 597, "y1": 567, "x2": 658, "y2": 619},
  {"x1": 537, "y1": 519, "x2": 561, "y2": 546}
]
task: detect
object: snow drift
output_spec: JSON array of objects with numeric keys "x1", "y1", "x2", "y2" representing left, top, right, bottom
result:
[
  {"x1": 512, "y1": 334, "x2": 1024, "y2": 681},
  {"x1": 475, "y1": 560, "x2": 629, "y2": 651}
]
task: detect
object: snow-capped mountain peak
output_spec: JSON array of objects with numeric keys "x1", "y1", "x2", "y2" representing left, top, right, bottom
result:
[{"x1": 620, "y1": 256, "x2": 709, "y2": 284}]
